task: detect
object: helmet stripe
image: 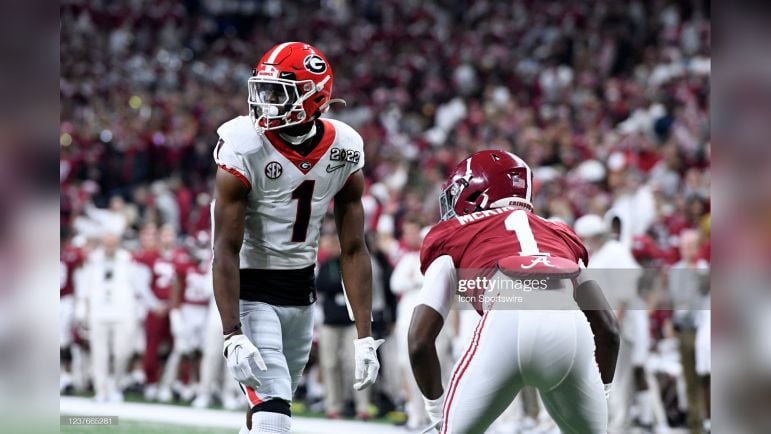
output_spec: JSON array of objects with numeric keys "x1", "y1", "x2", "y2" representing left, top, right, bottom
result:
[{"x1": 266, "y1": 42, "x2": 293, "y2": 64}]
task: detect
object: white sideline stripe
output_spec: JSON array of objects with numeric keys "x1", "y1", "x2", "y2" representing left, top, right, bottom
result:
[{"x1": 60, "y1": 397, "x2": 405, "y2": 434}]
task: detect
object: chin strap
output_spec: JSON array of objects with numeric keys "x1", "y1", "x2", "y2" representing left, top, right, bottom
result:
[
  {"x1": 278, "y1": 122, "x2": 317, "y2": 145},
  {"x1": 319, "y1": 98, "x2": 347, "y2": 112}
]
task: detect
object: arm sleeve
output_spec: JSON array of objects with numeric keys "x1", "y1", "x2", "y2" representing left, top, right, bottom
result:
[{"x1": 416, "y1": 255, "x2": 457, "y2": 320}]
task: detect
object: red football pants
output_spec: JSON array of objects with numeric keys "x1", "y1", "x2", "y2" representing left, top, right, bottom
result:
[{"x1": 143, "y1": 312, "x2": 172, "y2": 385}]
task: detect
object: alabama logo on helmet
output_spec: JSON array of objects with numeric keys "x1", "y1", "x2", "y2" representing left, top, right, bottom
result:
[{"x1": 304, "y1": 55, "x2": 327, "y2": 74}]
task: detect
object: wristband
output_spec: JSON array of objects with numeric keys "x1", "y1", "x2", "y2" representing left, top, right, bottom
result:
[{"x1": 223, "y1": 322, "x2": 242, "y2": 337}]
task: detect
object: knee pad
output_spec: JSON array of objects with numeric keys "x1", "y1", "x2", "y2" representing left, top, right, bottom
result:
[
  {"x1": 250, "y1": 399, "x2": 291, "y2": 417},
  {"x1": 246, "y1": 399, "x2": 291, "y2": 431}
]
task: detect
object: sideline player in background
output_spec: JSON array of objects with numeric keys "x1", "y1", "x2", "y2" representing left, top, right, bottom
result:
[
  {"x1": 133, "y1": 223, "x2": 174, "y2": 399},
  {"x1": 212, "y1": 42, "x2": 382, "y2": 433},
  {"x1": 77, "y1": 232, "x2": 146, "y2": 403},
  {"x1": 574, "y1": 214, "x2": 654, "y2": 432},
  {"x1": 158, "y1": 236, "x2": 213, "y2": 402},
  {"x1": 408, "y1": 151, "x2": 620, "y2": 433},
  {"x1": 60, "y1": 232, "x2": 86, "y2": 394}
]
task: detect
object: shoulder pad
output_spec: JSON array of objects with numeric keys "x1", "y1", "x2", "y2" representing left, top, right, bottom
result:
[
  {"x1": 216, "y1": 116, "x2": 262, "y2": 155},
  {"x1": 325, "y1": 119, "x2": 363, "y2": 151}
]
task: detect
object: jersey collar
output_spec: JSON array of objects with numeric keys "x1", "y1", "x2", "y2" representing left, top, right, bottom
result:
[{"x1": 265, "y1": 119, "x2": 336, "y2": 174}]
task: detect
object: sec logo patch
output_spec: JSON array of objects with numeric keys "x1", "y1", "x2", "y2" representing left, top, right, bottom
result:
[{"x1": 265, "y1": 161, "x2": 283, "y2": 179}]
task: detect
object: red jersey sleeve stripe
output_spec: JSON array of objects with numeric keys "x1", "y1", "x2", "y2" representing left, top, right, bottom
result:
[{"x1": 218, "y1": 164, "x2": 251, "y2": 191}]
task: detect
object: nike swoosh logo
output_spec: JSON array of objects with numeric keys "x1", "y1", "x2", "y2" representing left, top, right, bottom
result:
[{"x1": 326, "y1": 164, "x2": 346, "y2": 173}]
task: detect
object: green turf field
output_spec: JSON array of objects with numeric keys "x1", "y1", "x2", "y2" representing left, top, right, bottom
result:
[
  {"x1": 60, "y1": 418, "x2": 234, "y2": 434},
  {"x1": 60, "y1": 393, "x2": 409, "y2": 434}
]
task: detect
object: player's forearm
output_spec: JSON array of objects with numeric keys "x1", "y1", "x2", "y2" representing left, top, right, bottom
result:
[
  {"x1": 574, "y1": 279, "x2": 620, "y2": 384},
  {"x1": 408, "y1": 305, "x2": 445, "y2": 399},
  {"x1": 585, "y1": 309, "x2": 620, "y2": 384},
  {"x1": 212, "y1": 252, "x2": 241, "y2": 334},
  {"x1": 341, "y1": 246, "x2": 374, "y2": 338},
  {"x1": 212, "y1": 168, "x2": 248, "y2": 334},
  {"x1": 408, "y1": 329, "x2": 444, "y2": 399}
]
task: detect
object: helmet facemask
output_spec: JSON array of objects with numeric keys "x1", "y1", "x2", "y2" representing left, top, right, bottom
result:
[
  {"x1": 439, "y1": 179, "x2": 467, "y2": 221},
  {"x1": 439, "y1": 167, "x2": 533, "y2": 221},
  {"x1": 247, "y1": 74, "x2": 330, "y2": 133}
]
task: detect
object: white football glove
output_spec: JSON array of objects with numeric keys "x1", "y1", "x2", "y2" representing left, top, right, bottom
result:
[
  {"x1": 353, "y1": 337, "x2": 384, "y2": 390},
  {"x1": 223, "y1": 333, "x2": 267, "y2": 389},
  {"x1": 421, "y1": 392, "x2": 444, "y2": 433},
  {"x1": 169, "y1": 308, "x2": 184, "y2": 338}
]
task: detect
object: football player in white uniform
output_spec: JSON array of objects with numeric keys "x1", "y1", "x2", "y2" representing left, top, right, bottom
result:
[{"x1": 212, "y1": 42, "x2": 382, "y2": 434}]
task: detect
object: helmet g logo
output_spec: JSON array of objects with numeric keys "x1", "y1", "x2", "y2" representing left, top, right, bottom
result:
[{"x1": 304, "y1": 55, "x2": 327, "y2": 74}]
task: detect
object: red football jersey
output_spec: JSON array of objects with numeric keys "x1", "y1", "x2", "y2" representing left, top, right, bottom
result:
[
  {"x1": 420, "y1": 207, "x2": 588, "y2": 313},
  {"x1": 60, "y1": 245, "x2": 85, "y2": 297},
  {"x1": 134, "y1": 248, "x2": 191, "y2": 301}
]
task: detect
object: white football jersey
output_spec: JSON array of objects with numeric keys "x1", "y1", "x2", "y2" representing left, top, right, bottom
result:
[{"x1": 214, "y1": 116, "x2": 364, "y2": 269}]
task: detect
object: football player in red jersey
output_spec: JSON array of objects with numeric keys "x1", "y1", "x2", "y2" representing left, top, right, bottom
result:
[
  {"x1": 154, "y1": 224, "x2": 202, "y2": 402},
  {"x1": 133, "y1": 223, "x2": 190, "y2": 399},
  {"x1": 158, "y1": 223, "x2": 194, "y2": 314},
  {"x1": 408, "y1": 150, "x2": 620, "y2": 433}
]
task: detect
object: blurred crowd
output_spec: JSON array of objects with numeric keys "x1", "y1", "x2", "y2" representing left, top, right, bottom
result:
[{"x1": 60, "y1": 0, "x2": 710, "y2": 433}]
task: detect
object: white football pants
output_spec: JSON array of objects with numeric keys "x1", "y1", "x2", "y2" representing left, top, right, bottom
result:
[
  {"x1": 441, "y1": 308, "x2": 607, "y2": 434},
  {"x1": 239, "y1": 300, "x2": 314, "y2": 407}
]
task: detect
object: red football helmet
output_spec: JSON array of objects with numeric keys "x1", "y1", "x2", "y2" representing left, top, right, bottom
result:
[
  {"x1": 248, "y1": 42, "x2": 336, "y2": 132},
  {"x1": 439, "y1": 150, "x2": 534, "y2": 220}
]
